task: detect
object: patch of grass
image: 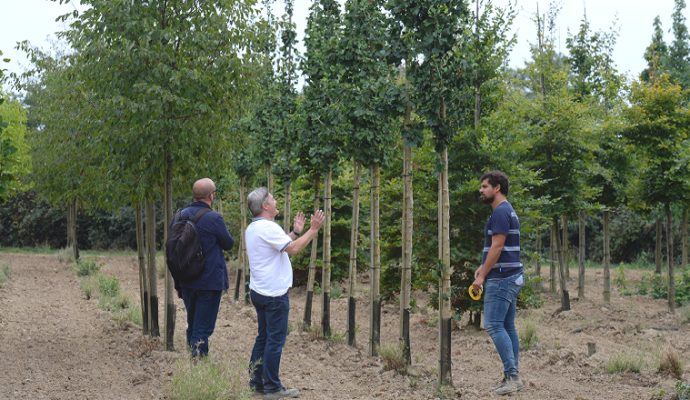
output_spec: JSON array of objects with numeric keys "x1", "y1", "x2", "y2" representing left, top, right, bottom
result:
[
  {"x1": 675, "y1": 381, "x2": 690, "y2": 400},
  {"x1": 0, "y1": 246, "x2": 59, "y2": 255},
  {"x1": 519, "y1": 320, "x2": 539, "y2": 351},
  {"x1": 57, "y1": 247, "x2": 74, "y2": 263},
  {"x1": 658, "y1": 349, "x2": 683, "y2": 380},
  {"x1": 74, "y1": 259, "x2": 101, "y2": 277},
  {"x1": 0, "y1": 264, "x2": 11, "y2": 287},
  {"x1": 113, "y1": 304, "x2": 143, "y2": 327},
  {"x1": 168, "y1": 356, "x2": 252, "y2": 400},
  {"x1": 79, "y1": 275, "x2": 99, "y2": 300},
  {"x1": 330, "y1": 282, "x2": 343, "y2": 300},
  {"x1": 379, "y1": 342, "x2": 408, "y2": 374},
  {"x1": 98, "y1": 275, "x2": 121, "y2": 298},
  {"x1": 606, "y1": 352, "x2": 645, "y2": 374}
]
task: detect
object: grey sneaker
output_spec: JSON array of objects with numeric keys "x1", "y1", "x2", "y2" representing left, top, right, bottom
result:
[
  {"x1": 263, "y1": 387, "x2": 300, "y2": 399},
  {"x1": 494, "y1": 375, "x2": 523, "y2": 395},
  {"x1": 491, "y1": 375, "x2": 507, "y2": 390}
]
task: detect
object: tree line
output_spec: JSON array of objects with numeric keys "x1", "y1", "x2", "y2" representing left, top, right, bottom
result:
[{"x1": 1, "y1": 0, "x2": 689, "y2": 388}]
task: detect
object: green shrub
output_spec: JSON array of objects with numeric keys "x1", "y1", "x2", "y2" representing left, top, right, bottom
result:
[
  {"x1": 379, "y1": 342, "x2": 408, "y2": 374},
  {"x1": 0, "y1": 264, "x2": 10, "y2": 287},
  {"x1": 75, "y1": 259, "x2": 101, "y2": 277},
  {"x1": 606, "y1": 353, "x2": 644, "y2": 374},
  {"x1": 99, "y1": 293, "x2": 130, "y2": 312},
  {"x1": 518, "y1": 274, "x2": 544, "y2": 309},
  {"x1": 614, "y1": 264, "x2": 627, "y2": 289},
  {"x1": 519, "y1": 320, "x2": 539, "y2": 351},
  {"x1": 168, "y1": 357, "x2": 252, "y2": 400}
]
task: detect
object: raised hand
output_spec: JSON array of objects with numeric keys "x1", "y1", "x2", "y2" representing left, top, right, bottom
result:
[{"x1": 293, "y1": 211, "x2": 306, "y2": 234}]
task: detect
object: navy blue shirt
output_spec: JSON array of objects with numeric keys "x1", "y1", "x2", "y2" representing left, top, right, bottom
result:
[
  {"x1": 177, "y1": 201, "x2": 234, "y2": 291},
  {"x1": 482, "y1": 201, "x2": 522, "y2": 279}
]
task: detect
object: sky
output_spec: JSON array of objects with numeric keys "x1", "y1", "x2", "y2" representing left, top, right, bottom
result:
[{"x1": 2, "y1": 0, "x2": 689, "y2": 91}]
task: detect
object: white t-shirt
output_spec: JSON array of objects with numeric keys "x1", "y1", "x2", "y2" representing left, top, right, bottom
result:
[{"x1": 245, "y1": 218, "x2": 293, "y2": 297}]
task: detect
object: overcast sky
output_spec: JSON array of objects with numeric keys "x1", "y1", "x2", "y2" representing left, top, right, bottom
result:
[{"x1": 2, "y1": 0, "x2": 689, "y2": 90}]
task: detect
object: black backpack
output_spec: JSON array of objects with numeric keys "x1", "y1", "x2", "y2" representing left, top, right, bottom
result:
[{"x1": 166, "y1": 207, "x2": 212, "y2": 283}]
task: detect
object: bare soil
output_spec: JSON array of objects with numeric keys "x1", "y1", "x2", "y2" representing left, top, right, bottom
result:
[{"x1": 0, "y1": 252, "x2": 688, "y2": 399}]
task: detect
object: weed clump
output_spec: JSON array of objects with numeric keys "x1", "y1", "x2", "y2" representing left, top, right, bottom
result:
[
  {"x1": 658, "y1": 349, "x2": 683, "y2": 380},
  {"x1": 74, "y1": 259, "x2": 101, "y2": 277},
  {"x1": 517, "y1": 274, "x2": 544, "y2": 309},
  {"x1": 168, "y1": 356, "x2": 252, "y2": 400},
  {"x1": 519, "y1": 320, "x2": 539, "y2": 351},
  {"x1": 606, "y1": 352, "x2": 644, "y2": 374},
  {"x1": 379, "y1": 342, "x2": 408, "y2": 374}
]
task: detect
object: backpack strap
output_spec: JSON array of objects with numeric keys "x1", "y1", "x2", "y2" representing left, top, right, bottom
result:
[{"x1": 191, "y1": 207, "x2": 212, "y2": 224}]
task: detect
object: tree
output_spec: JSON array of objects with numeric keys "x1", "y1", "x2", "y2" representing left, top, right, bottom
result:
[
  {"x1": 301, "y1": 0, "x2": 344, "y2": 337},
  {"x1": 641, "y1": 17, "x2": 669, "y2": 83},
  {"x1": 565, "y1": 13, "x2": 627, "y2": 301},
  {"x1": 340, "y1": 0, "x2": 398, "y2": 354},
  {"x1": 519, "y1": 4, "x2": 594, "y2": 311},
  {"x1": 62, "y1": 0, "x2": 262, "y2": 348},
  {"x1": 624, "y1": 75, "x2": 690, "y2": 312},
  {"x1": 0, "y1": 92, "x2": 30, "y2": 202},
  {"x1": 668, "y1": 0, "x2": 690, "y2": 88}
]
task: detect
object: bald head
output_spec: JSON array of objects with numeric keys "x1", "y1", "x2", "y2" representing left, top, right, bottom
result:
[{"x1": 193, "y1": 178, "x2": 216, "y2": 201}]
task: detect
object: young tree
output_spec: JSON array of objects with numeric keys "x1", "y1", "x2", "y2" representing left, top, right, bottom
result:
[
  {"x1": 624, "y1": 75, "x2": 690, "y2": 312},
  {"x1": 302, "y1": 0, "x2": 344, "y2": 337},
  {"x1": 340, "y1": 0, "x2": 398, "y2": 354}
]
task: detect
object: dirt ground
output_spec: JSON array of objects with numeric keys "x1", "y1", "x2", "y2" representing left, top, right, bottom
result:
[{"x1": 0, "y1": 252, "x2": 688, "y2": 400}]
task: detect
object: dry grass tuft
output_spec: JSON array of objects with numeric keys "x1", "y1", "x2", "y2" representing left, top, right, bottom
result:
[
  {"x1": 168, "y1": 356, "x2": 252, "y2": 400},
  {"x1": 379, "y1": 342, "x2": 408, "y2": 374},
  {"x1": 658, "y1": 348, "x2": 683, "y2": 380}
]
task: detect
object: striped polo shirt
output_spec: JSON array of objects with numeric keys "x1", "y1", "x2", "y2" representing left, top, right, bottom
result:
[{"x1": 482, "y1": 201, "x2": 522, "y2": 279}]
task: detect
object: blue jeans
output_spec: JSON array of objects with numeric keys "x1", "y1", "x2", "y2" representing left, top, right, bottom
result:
[
  {"x1": 180, "y1": 288, "x2": 222, "y2": 357},
  {"x1": 249, "y1": 290, "x2": 289, "y2": 393},
  {"x1": 483, "y1": 273, "x2": 524, "y2": 376}
]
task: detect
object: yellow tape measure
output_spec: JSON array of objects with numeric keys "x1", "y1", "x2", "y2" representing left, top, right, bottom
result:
[{"x1": 468, "y1": 285, "x2": 483, "y2": 301}]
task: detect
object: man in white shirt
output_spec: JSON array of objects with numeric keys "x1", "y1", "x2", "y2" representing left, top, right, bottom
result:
[{"x1": 245, "y1": 187, "x2": 324, "y2": 399}]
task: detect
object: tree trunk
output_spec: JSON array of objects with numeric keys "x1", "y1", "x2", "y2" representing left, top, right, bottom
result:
[
  {"x1": 163, "y1": 156, "x2": 175, "y2": 350},
  {"x1": 438, "y1": 148, "x2": 453, "y2": 386},
  {"x1": 562, "y1": 215, "x2": 569, "y2": 280},
  {"x1": 322, "y1": 168, "x2": 333, "y2": 337},
  {"x1": 554, "y1": 217, "x2": 570, "y2": 311},
  {"x1": 348, "y1": 161, "x2": 361, "y2": 347},
  {"x1": 400, "y1": 145, "x2": 413, "y2": 365},
  {"x1": 145, "y1": 199, "x2": 160, "y2": 337},
  {"x1": 282, "y1": 182, "x2": 292, "y2": 233},
  {"x1": 578, "y1": 211, "x2": 585, "y2": 299},
  {"x1": 369, "y1": 163, "x2": 381, "y2": 357},
  {"x1": 303, "y1": 175, "x2": 320, "y2": 328},
  {"x1": 266, "y1": 164, "x2": 273, "y2": 193},
  {"x1": 603, "y1": 211, "x2": 611, "y2": 303},
  {"x1": 135, "y1": 202, "x2": 149, "y2": 335},
  {"x1": 549, "y1": 226, "x2": 556, "y2": 293},
  {"x1": 666, "y1": 204, "x2": 675, "y2": 313},
  {"x1": 235, "y1": 178, "x2": 247, "y2": 302},
  {"x1": 682, "y1": 207, "x2": 688, "y2": 269},
  {"x1": 535, "y1": 228, "x2": 542, "y2": 278},
  {"x1": 655, "y1": 219, "x2": 662, "y2": 274},
  {"x1": 67, "y1": 199, "x2": 79, "y2": 261}
]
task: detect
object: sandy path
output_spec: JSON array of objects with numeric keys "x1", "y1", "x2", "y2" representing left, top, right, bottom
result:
[{"x1": 0, "y1": 254, "x2": 171, "y2": 400}]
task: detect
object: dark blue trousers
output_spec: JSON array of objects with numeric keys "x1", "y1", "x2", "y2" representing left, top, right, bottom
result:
[
  {"x1": 180, "y1": 288, "x2": 222, "y2": 357},
  {"x1": 249, "y1": 290, "x2": 289, "y2": 393}
]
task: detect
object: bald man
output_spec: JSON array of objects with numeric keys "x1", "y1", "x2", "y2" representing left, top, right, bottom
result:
[{"x1": 175, "y1": 177, "x2": 234, "y2": 357}]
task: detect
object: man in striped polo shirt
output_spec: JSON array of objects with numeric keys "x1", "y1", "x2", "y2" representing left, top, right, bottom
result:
[{"x1": 472, "y1": 170, "x2": 525, "y2": 395}]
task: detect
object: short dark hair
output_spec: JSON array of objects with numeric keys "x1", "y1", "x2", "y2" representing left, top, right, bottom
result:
[{"x1": 480, "y1": 170, "x2": 509, "y2": 196}]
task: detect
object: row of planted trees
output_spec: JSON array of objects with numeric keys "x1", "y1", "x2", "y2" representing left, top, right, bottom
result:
[{"x1": 8, "y1": 0, "x2": 690, "y2": 389}]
